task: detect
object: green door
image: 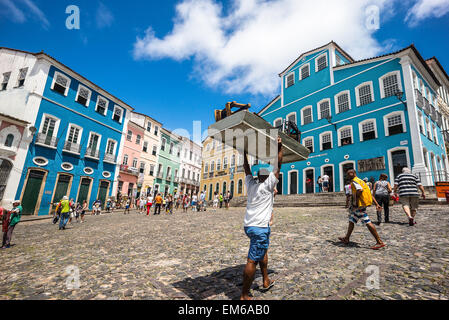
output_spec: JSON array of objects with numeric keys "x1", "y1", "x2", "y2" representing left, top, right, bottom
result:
[
  {"x1": 21, "y1": 170, "x2": 45, "y2": 215},
  {"x1": 97, "y1": 181, "x2": 109, "y2": 209},
  {"x1": 50, "y1": 174, "x2": 72, "y2": 214},
  {"x1": 77, "y1": 178, "x2": 91, "y2": 205}
]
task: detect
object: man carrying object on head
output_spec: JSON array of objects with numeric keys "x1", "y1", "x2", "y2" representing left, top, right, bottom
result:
[{"x1": 240, "y1": 137, "x2": 282, "y2": 300}]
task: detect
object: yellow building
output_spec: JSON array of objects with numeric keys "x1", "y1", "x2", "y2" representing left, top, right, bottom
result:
[{"x1": 201, "y1": 136, "x2": 251, "y2": 200}]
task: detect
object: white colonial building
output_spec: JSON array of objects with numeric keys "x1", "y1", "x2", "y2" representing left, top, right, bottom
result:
[{"x1": 179, "y1": 136, "x2": 202, "y2": 196}]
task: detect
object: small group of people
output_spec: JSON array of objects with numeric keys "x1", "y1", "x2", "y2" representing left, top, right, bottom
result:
[
  {"x1": 317, "y1": 174, "x2": 331, "y2": 192},
  {"x1": 211, "y1": 191, "x2": 232, "y2": 210},
  {"x1": 0, "y1": 200, "x2": 22, "y2": 249},
  {"x1": 53, "y1": 196, "x2": 88, "y2": 230}
]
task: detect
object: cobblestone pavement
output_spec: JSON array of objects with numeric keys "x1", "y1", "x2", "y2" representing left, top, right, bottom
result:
[{"x1": 0, "y1": 204, "x2": 448, "y2": 300}]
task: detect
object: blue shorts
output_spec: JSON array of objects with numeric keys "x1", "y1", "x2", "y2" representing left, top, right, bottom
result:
[
  {"x1": 244, "y1": 226, "x2": 271, "y2": 262},
  {"x1": 349, "y1": 208, "x2": 371, "y2": 225}
]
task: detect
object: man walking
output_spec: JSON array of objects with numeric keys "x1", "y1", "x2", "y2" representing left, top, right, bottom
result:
[
  {"x1": 154, "y1": 193, "x2": 162, "y2": 215},
  {"x1": 240, "y1": 137, "x2": 282, "y2": 300},
  {"x1": 59, "y1": 196, "x2": 70, "y2": 230},
  {"x1": 338, "y1": 169, "x2": 385, "y2": 250},
  {"x1": 322, "y1": 173, "x2": 330, "y2": 192},
  {"x1": 394, "y1": 167, "x2": 425, "y2": 226}
]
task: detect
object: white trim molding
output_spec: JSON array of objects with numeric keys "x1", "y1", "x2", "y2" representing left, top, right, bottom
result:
[
  {"x1": 337, "y1": 125, "x2": 353, "y2": 147},
  {"x1": 317, "y1": 98, "x2": 331, "y2": 120},
  {"x1": 334, "y1": 90, "x2": 351, "y2": 114},
  {"x1": 379, "y1": 70, "x2": 402, "y2": 99},
  {"x1": 358, "y1": 118, "x2": 378, "y2": 142},
  {"x1": 383, "y1": 110, "x2": 406, "y2": 137},
  {"x1": 355, "y1": 81, "x2": 375, "y2": 107},
  {"x1": 51, "y1": 71, "x2": 71, "y2": 96},
  {"x1": 300, "y1": 106, "x2": 313, "y2": 126},
  {"x1": 319, "y1": 130, "x2": 333, "y2": 151}
]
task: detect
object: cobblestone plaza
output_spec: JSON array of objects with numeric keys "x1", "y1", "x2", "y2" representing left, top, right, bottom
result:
[{"x1": 0, "y1": 204, "x2": 447, "y2": 300}]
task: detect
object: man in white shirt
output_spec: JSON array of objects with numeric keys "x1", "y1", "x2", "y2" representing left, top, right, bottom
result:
[
  {"x1": 240, "y1": 137, "x2": 282, "y2": 300},
  {"x1": 322, "y1": 174, "x2": 330, "y2": 192}
]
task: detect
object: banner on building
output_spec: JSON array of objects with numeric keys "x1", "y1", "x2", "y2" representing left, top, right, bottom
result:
[{"x1": 358, "y1": 157, "x2": 385, "y2": 173}]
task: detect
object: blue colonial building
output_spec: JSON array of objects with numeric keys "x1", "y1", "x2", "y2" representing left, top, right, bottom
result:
[
  {"x1": 256, "y1": 42, "x2": 449, "y2": 194},
  {"x1": 10, "y1": 50, "x2": 132, "y2": 215}
]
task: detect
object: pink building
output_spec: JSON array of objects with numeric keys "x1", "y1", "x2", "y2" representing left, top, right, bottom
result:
[{"x1": 117, "y1": 121, "x2": 145, "y2": 199}]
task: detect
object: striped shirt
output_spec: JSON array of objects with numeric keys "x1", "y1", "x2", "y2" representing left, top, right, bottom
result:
[{"x1": 395, "y1": 173, "x2": 422, "y2": 197}]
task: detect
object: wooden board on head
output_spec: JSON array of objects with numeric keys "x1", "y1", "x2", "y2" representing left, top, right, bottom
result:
[{"x1": 208, "y1": 110, "x2": 310, "y2": 164}]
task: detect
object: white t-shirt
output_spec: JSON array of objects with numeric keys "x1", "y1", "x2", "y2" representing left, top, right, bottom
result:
[
  {"x1": 322, "y1": 175, "x2": 329, "y2": 182},
  {"x1": 244, "y1": 172, "x2": 278, "y2": 227},
  {"x1": 192, "y1": 195, "x2": 197, "y2": 202},
  {"x1": 147, "y1": 196, "x2": 153, "y2": 203}
]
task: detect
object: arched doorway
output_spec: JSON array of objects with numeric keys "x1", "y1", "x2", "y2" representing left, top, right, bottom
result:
[
  {"x1": 276, "y1": 173, "x2": 283, "y2": 194},
  {"x1": 21, "y1": 169, "x2": 47, "y2": 215},
  {"x1": 50, "y1": 173, "x2": 72, "y2": 214},
  {"x1": 230, "y1": 181, "x2": 234, "y2": 197},
  {"x1": 304, "y1": 168, "x2": 314, "y2": 193},
  {"x1": 289, "y1": 171, "x2": 298, "y2": 194},
  {"x1": 0, "y1": 159, "x2": 13, "y2": 201}
]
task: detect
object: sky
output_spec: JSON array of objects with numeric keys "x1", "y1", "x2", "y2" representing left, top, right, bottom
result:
[{"x1": 1, "y1": 0, "x2": 449, "y2": 139}]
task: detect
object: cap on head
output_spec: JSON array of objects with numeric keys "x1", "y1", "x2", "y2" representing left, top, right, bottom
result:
[
  {"x1": 63, "y1": 196, "x2": 68, "y2": 200},
  {"x1": 258, "y1": 168, "x2": 270, "y2": 178},
  {"x1": 363, "y1": 177, "x2": 368, "y2": 181},
  {"x1": 13, "y1": 200, "x2": 20, "y2": 205}
]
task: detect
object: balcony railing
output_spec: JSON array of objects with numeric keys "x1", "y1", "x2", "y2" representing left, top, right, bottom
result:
[
  {"x1": 423, "y1": 98, "x2": 430, "y2": 116},
  {"x1": 416, "y1": 170, "x2": 449, "y2": 184},
  {"x1": 430, "y1": 104, "x2": 437, "y2": 121},
  {"x1": 103, "y1": 153, "x2": 116, "y2": 164},
  {"x1": 209, "y1": 172, "x2": 214, "y2": 178},
  {"x1": 63, "y1": 141, "x2": 81, "y2": 154},
  {"x1": 237, "y1": 165, "x2": 244, "y2": 172},
  {"x1": 203, "y1": 173, "x2": 208, "y2": 179},
  {"x1": 415, "y1": 89, "x2": 423, "y2": 109},
  {"x1": 436, "y1": 111, "x2": 443, "y2": 127},
  {"x1": 36, "y1": 133, "x2": 59, "y2": 148},
  {"x1": 174, "y1": 177, "x2": 179, "y2": 183},
  {"x1": 85, "y1": 147, "x2": 100, "y2": 160},
  {"x1": 156, "y1": 171, "x2": 163, "y2": 179}
]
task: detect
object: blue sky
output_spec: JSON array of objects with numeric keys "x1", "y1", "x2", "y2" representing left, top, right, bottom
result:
[{"x1": 1, "y1": 0, "x2": 448, "y2": 136}]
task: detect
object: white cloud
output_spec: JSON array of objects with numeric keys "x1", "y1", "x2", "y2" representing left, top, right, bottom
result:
[
  {"x1": 405, "y1": 0, "x2": 449, "y2": 26},
  {"x1": 97, "y1": 2, "x2": 114, "y2": 29},
  {"x1": 0, "y1": 0, "x2": 49, "y2": 28}
]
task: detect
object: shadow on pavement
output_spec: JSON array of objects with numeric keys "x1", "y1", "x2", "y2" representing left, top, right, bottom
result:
[
  {"x1": 171, "y1": 264, "x2": 276, "y2": 300},
  {"x1": 326, "y1": 239, "x2": 361, "y2": 248}
]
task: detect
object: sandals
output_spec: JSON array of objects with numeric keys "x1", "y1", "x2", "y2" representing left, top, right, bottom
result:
[
  {"x1": 371, "y1": 243, "x2": 386, "y2": 250},
  {"x1": 260, "y1": 280, "x2": 276, "y2": 292}
]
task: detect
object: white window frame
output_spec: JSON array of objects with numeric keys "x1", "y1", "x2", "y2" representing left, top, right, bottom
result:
[
  {"x1": 302, "y1": 136, "x2": 314, "y2": 153},
  {"x1": 299, "y1": 63, "x2": 311, "y2": 80},
  {"x1": 286, "y1": 112, "x2": 297, "y2": 125},
  {"x1": 383, "y1": 111, "x2": 406, "y2": 137},
  {"x1": 51, "y1": 71, "x2": 71, "y2": 96},
  {"x1": 105, "y1": 138, "x2": 117, "y2": 156},
  {"x1": 285, "y1": 72, "x2": 295, "y2": 88},
  {"x1": 65, "y1": 123, "x2": 83, "y2": 145},
  {"x1": 273, "y1": 117, "x2": 283, "y2": 127},
  {"x1": 358, "y1": 118, "x2": 378, "y2": 142},
  {"x1": 319, "y1": 131, "x2": 333, "y2": 151},
  {"x1": 315, "y1": 53, "x2": 328, "y2": 72},
  {"x1": 95, "y1": 95, "x2": 109, "y2": 115},
  {"x1": 337, "y1": 125, "x2": 353, "y2": 147},
  {"x1": 39, "y1": 113, "x2": 61, "y2": 137},
  {"x1": 334, "y1": 90, "x2": 351, "y2": 114},
  {"x1": 317, "y1": 98, "x2": 331, "y2": 120},
  {"x1": 87, "y1": 131, "x2": 102, "y2": 151},
  {"x1": 112, "y1": 105, "x2": 124, "y2": 123},
  {"x1": 355, "y1": 81, "x2": 375, "y2": 107},
  {"x1": 75, "y1": 84, "x2": 92, "y2": 107},
  {"x1": 433, "y1": 125, "x2": 438, "y2": 145},
  {"x1": 300, "y1": 106, "x2": 313, "y2": 126},
  {"x1": 379, "y1": 71, "x2": 402, "y2": 99}
]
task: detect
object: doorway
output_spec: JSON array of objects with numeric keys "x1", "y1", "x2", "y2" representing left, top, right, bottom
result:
[
  {"x1": 21, "y1": 170, "x2": 46, "y2": 215},
  {"x1": 77, "y1": 178, "x2": 92, "y2": 205},
  {"x1": 230, "y1": 181, "x2": 234, "y2": 197},
  {"x1": 305, "y1": 169, "x2": 314, "y2": 193},
  {"x1": 392, "y1": 150, "x2": 407, "y2": 180},
  {"x1": 323, "y1": 166, "x2": 334, "y2": 192},
  {"x1": 97, "y1": 181, "x2": 110, "y2": 209},
  {"x1": 0, "y1": 159, "x2": 13, "y2": 201},
  {"x1": 50, "y1": 174, "x2": 72, "y2": 214},
  {"x1": 277, "y1": 173, "x2": 283, "y2": 195},
  {"x1": 289, "y1": 171, "x2": 298, "y2": 194}
]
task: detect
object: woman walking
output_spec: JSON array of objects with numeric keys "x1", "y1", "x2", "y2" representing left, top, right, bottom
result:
[
  {"x1": 146, "y1": 194, "x2": 153, "y2": 215},
  {"x1": 1, "y1": 200, "x2": 22, "y2": 249},
  {"x1": 317, "y1": 176, "x2": 323, "y2": 193},
  {"x1": 81, "y1": 200, "x2": 88, "y2": 223},
  {"x1": 373, "y1": 174, "x2": 392, "y2": 225}
]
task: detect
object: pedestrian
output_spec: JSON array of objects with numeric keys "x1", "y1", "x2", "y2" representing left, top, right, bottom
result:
[
  {"x1": 1, "y1": 206, "x2": 11, "y2": 248},
  {"x1": 199, "y1": 191, "x2": 206, "y2": 211},
  {"x1": 322, "y1": 173, "x2": 330, "y2": 192},
  {"x1": 139, "y1": 196, "x2": 146, "y2": 214},
  {"x1": 364, "y1": 177, "x2": 373, "y2": 191},
  {"x1": 338, "y1": 169, "x2": 385, "y2": 250},
  {"x1": 219, "y1": 193, "x2": 224, "y2": 208},
  {"x1": 68, "y1": 198, "x2": 75, "y2": 224},
  {"x1": 146, "y1": 194, "x2": 153, "y2": 215},
  {"x1": 191, "y1": 193, "x2": 198, "y2": 212},
  {"x1": 224, "y1": 191, "x2": 230, "y2": 209},
  {"x1": 111, "y1": 199, "x2": 116, "y2": 213},
  {"x1": 393, "y1": 167, "x2": 426, "y2": 226},
  {"x1": 344, "y1": 181, "x2": 352, "y2": 208},
  {"x1": 240, "y1": 137, "x2": 282, "y2": 300},
  {"x1": 176, "y1": 194, "x2": 182, "y2": 210},
  {"x1": 373, "y1": 174, "x2": 392, "y2": 225},
  {"x1": 154, "y1": 193, "x2": 162, "y2": 215},
  {"x1": 183, "y1": 194, "x2": 190, "y2": 212},
  {"x1": 53, "y1": 201, "x2": 62, "y2": 224},
  {"x1": 106, "y1": 198, "x2": 111, "y2": 213},
  {"x1": 317, "y1": 176, "x2": 323, "y2": 193},
  {"x1": 213, "y1": 192, "x2": 219, "y2": 211},
  {"x1": 167, "y1": 194, "x2": 174, "y2": 214},
  {"x1": 58, "y1": 196, "x2": 71, "y2": 230},
  {"x1": 75, "y1": 202, "x2": 81, "y2": 223},
  {"x1": 1, "y1": 200, "x2": 22, "y2": 248},
  {"x1": 81, "y1": 200, "x2": 88, "y2": 223},
  {"x1": 124, "y1": 198, "x2": 130, "y2": 214},
  {"x1": 93, "y1": 199, "x2": 102, "y2": 215}
]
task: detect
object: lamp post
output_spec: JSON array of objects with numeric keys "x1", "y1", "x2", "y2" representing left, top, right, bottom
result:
[
  {"x1": 325, "y1": 115, "x2": 337, "y2": 131},
  {"x1": 395, "y1": 91, "x2": 407, "y2": 109}
]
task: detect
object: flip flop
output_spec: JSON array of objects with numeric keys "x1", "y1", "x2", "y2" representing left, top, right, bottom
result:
[
  {"x1": 338, "y1": 237, "x2": 349, "y2": 244},
  {"x1": 371, "y1": 243, "x2": 386, "y2": 250},
  {"x1": 260, "y1": 280, "x2": 275, "y2": 292}
]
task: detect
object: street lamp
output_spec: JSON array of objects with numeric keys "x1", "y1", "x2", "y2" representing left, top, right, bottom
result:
[
  {"x1": 325, "y1": 115, "x2": 337, "y2": 131},
  {"x1": 395, "y1": 90, "x2": 407, "y2": 109}
]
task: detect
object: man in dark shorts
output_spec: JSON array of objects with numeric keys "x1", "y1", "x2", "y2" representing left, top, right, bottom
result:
[{"x1": 240, "y1": 137, "x2": 282, "y2": 300}]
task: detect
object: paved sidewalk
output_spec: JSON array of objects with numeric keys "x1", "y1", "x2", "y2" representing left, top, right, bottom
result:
[{"x1": 0, "y1": 205, "x2": 447, "y2": 300}]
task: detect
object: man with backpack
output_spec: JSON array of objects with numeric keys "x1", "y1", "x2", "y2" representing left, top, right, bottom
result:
[{"x1": 338, "y1": 169, "x2": 386, "y2": 250}]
